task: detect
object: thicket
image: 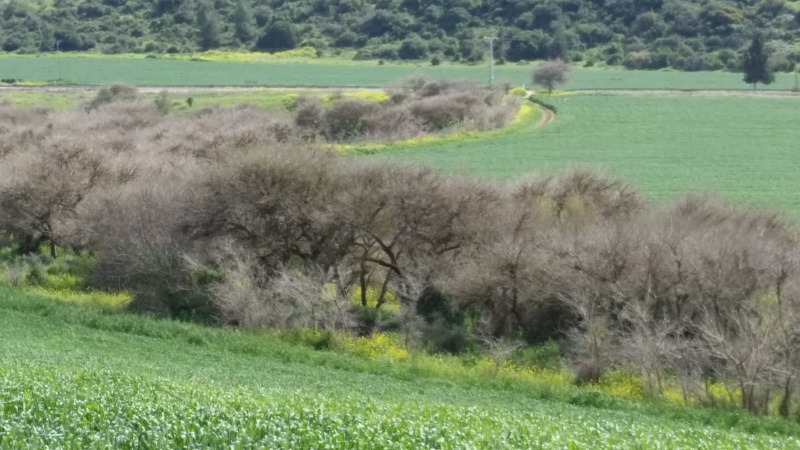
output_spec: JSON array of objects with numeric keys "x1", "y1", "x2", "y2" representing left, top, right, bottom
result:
[
  {"x1": 2, "y1": 0, "x2": 800, "y2": 72},
  {"x1": 292, "y1": 78, "x2": 520, "y2": 142},
  {"x1": 2, "y1": 87, "x2": 800, "y2": 419}
]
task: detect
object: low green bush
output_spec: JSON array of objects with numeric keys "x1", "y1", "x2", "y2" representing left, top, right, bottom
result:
[{"x1": 529, "y1": 96, "x2": 558, "y2": 113}]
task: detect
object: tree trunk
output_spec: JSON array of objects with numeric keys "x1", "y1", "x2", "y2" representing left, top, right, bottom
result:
[
  {"x1": 14, "y1": 234, "x2": 45, "y2": 255},
  {"x1": 375, "y1": 271, "x2": 392, "y2": 309},
  {"x1": 50, "y1": 241, "x2": 57, "y2": 259},
  {"x1": 779, "y1": 376, "x2": 792, "y2": 417},
  {"x1": 359, "y1": 263, "x2": 368, "y2": 307}
]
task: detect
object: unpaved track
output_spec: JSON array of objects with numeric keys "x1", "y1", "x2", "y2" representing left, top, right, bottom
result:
[{"x1": 534, "y1": 105, "x2": 555, "y2": 129}]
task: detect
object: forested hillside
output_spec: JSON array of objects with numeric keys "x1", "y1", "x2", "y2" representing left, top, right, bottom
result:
[{"x1": 1, "y1": 0, "x2": 798, "y2": 71}]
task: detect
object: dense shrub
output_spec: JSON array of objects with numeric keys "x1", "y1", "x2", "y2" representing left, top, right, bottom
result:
[
  {"x1": 323, "y1": 99, "x2": 380, "y2": 141},
  {"x1": 398, "y1": 37, "x2": 428, "y2": 60},
  {"x1": 291, "y1": 78, "x2": 521, "y2": 143},
  {"x1": 86, "y1": 83, "x2": 139, "y2": 111},
  {"x1": 255, "y1": 21, "x2": 298, "y2": 52}
]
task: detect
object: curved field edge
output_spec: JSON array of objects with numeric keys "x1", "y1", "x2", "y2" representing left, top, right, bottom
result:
[
  {"x1": 1, "y1": 286, "x2": 799, "y2": 446},
  {"x1": 378, "y1": 92, "x2": 800, "y2": 218},
  {"x1": 338, "y1": 101, "x2": 541, "y2": 156}
]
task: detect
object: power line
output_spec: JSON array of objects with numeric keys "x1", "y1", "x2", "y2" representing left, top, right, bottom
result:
[
  {"x1": 56, "y1": 39, "x2": 63, "y2": 82},
  {"x1": 483, "y1": 36, "x2": 498, "y2": 86}
]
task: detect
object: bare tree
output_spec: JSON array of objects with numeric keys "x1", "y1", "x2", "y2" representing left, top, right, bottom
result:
[
  {"x1": 617, "y1": 301, "x2": 684, "y2": 395},
  {"x1": 473, "y1": 316, "x2": 523, "y2": 375},
  {"x1": 0, "y1": 140, "x2": 108, "y2": 257},
  {"x1": 394, "y1": 274, "x2": 427, "y2": 352},
  {"x1": 445, "y1": 197, "x2": 553, "y2": 338},
  {"x1": 559, "y1": 281, "x2": 616, "y2": 383},
  {"x1": 532, "y1": 59, "x2": 572, "y2": 94},
  {"x1": 271, "y1": 268, "x2": 356, "y2": 331}
]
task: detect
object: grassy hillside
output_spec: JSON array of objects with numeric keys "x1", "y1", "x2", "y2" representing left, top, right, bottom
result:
[
  {"x1": 3, "y1": 55, "x2": 800, "y2": 89},
  {"x1": 378, "y1": 93, "x2": 800, "y2": 217},
  {"x1": 1, "y1": 286, "x2": 799, "y2": 448}
]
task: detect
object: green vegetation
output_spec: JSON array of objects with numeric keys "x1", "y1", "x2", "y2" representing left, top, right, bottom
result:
[
  {"x1": 380, "y1": 93, "x2": 800, "y2": 217},
  {"x1": 6, "y1": 55, "x2": 800, "y2": 89},
  {"x1": 1, "y1": 287, "x2": 799, "y2": 448},
  {"x1": 1, "y1": 0, "x2": 800, "y2": 73},
  {"x1": 743, "y1": 33, "x2": 776, "y2": 89}
]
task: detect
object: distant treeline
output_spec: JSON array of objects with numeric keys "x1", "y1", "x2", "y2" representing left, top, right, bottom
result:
[{"x1": 2, "y1": 0, "x2": 799, "y2": 71}]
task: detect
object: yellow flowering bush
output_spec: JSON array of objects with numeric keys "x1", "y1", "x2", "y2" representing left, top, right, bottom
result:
[
  {"x1": 338, "y1": 332, "x2": 409, "y2": 361},
  {"x1": 348, "y1": 286, "x2": 398, "y2": 310},
  {"x1": 596, "y1": 369, "x2": 646, "y2": 400}
]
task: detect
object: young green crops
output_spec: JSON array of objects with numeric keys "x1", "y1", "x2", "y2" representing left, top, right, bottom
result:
[{"x1": 1, "y1": 287, "x2": 799, "y2": 449}]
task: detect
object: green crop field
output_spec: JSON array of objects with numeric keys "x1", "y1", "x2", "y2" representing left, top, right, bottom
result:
[
  {"x1": 375, "y1": 94, "x2": 800, "y2": 217},
  {"x1": 2, "y1": 54, "x2": 800, "y2": 89},
  {"x1": 1, "y1": 287, "x2": 799, "y2": 449}
]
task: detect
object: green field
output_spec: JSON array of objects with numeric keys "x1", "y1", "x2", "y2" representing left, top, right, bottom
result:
[
  {"x1": 1, "y1": 287, "x2": 799, "y2": 448},
  {"x1": 376, "y1": 94, "x2": 800, "y2": 217},
  {"x1": 2, "y1": 55, "x2": 800, "y2": 89}
]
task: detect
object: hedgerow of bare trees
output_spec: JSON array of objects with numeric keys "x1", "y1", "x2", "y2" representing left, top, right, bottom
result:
[
  {"x1": 291, "y1": 77, "x2": 520, "y2": 143},
  {"x1": 1, "y1": 85, "x2": 800, "y2": 418}
]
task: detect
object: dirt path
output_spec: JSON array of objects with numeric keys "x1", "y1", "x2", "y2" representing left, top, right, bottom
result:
[{"x1": 534, "y1": 104, "x2": 555, "y2": 129}]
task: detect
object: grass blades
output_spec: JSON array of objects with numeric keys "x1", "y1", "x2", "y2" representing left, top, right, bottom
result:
[
  {"x1": 1, "y1": 286, "x2": 800, "y2": 448},
  {"x1": 378, "y1": 93, "x2": 800, "y2": 217}
]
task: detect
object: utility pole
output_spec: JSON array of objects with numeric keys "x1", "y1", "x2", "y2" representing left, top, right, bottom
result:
[
  {"x1": 56, "y1": 39, "x2": 63, "y2": 82},
  {"x1": 484, "y1": 36, "x2": 498, "y2": 86}
]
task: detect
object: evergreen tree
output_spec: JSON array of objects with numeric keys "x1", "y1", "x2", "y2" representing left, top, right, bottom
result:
[
  {"x1": 196, "y1": 3, "x2": 222, "y2": 50},
  {"x1": 232, "y1": 0, "x2": 256, "y2": 45},
  {"x1": 743, "y1": 34, "x2": 774, "y2": 90}
]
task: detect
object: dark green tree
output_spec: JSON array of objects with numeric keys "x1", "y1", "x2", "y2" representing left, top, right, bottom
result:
[
  {"x1": 196, "y1": 3, "x2": 222, "y2": 50},
  {"x1": 398, "y1": 37, "x2": 428, "y2": 60},
  {"x1": 742, "y1": 34, "x2": 774, "y2": 90},
  {"x1": 232, "y1": 0, "x2": 257, "y2": 45},
  {"x1": 255, "y1": 21, "x2": 298, "y2": 52}
]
